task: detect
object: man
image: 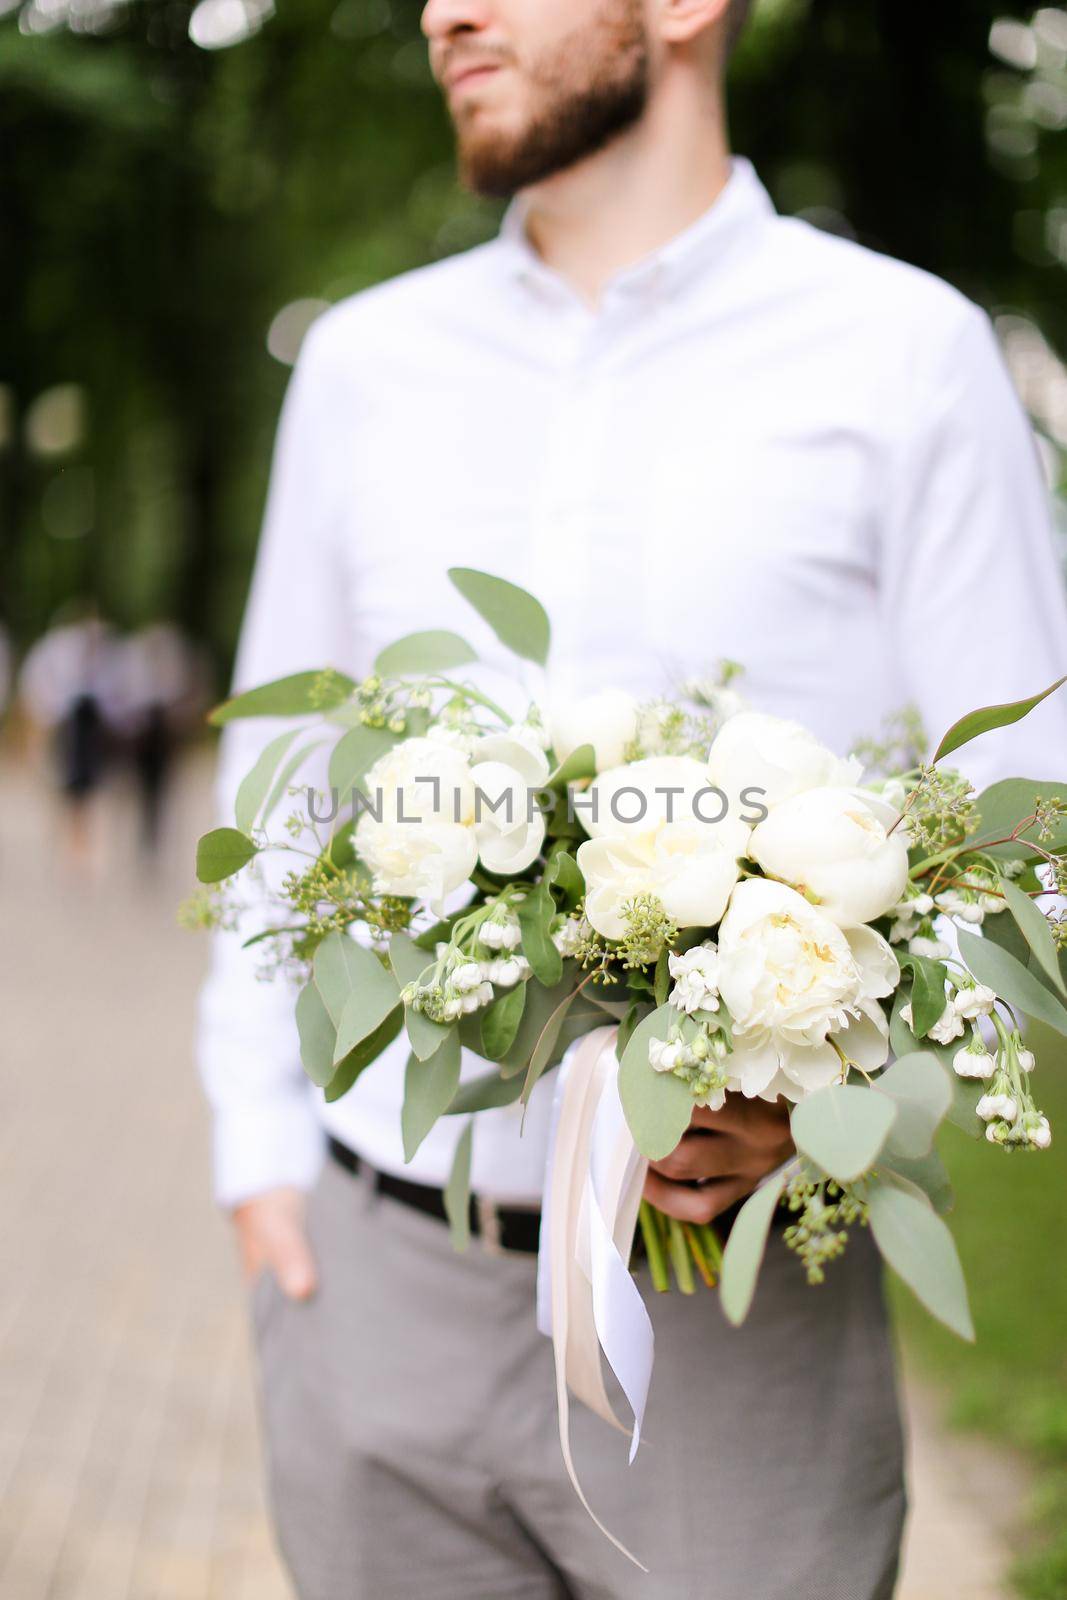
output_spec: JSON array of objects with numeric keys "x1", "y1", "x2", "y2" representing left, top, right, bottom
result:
[{"x1": 199, "y1": 1, "x2": 1067, "y2": 1595}]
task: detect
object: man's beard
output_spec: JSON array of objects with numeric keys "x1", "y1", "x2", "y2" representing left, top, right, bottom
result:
[{"x1": 453, "y1": 2, "x2": 649, "y2": 199}]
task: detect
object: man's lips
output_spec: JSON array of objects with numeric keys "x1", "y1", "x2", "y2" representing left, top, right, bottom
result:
[{"x1": 444, "y1": 61, "x2": 503, "y2": 96}]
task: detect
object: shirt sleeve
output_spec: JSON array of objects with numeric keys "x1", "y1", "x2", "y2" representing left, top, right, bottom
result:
[
  {"x1": 197, "y1": 320, "x2": 356, "y2": 1207},
  {"x1": 880, "y1": 298, "x2": 1067, "y2": 790}
]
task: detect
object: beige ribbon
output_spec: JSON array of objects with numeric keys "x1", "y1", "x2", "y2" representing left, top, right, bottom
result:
[{"x1": 540, "y1": 1025, "x2": 651, "y2": 1570}]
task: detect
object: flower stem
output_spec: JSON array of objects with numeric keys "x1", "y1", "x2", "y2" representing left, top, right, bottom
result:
[
  {"x1": 698, "y1": 1223, "x2": 724, "y2": 1277},
  {"x1": 639, "y1": 1201, "x2": 671, "y2": 1293},
  {"x1": 682, "y1": 1223, "x2": 717, "y2": 1288},
  {"x1": 667, "y1": 1216, "x2": 697, "y2": 1295}
]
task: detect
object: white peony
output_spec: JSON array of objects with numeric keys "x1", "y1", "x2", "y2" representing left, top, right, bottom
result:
[
  {"x1": 550, "y1": 689, "x2": 639, "y2": 774},
  {"x1": 715, "y1": 878, "x2": 897, "y2": 1101},
  {"x1": 468, "y1": 734, "x2": 550, "y2": 877},
  {"x1": 705, "y1": 711, "x2": 863, "y2": 815},
  {"x1": 578, "y1": 819, "x2": 748, "y2": 940},
  {"x1": 747, "y1": 787, "x2": 910, "y2": 929},
  {"x1": 582, "y1": 756, "x2": 737, "y2": 839}
]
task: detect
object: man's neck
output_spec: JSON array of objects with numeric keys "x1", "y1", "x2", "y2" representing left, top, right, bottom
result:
[{"x1": 519, "y1": 83, "x2": 732, "y2": 307}]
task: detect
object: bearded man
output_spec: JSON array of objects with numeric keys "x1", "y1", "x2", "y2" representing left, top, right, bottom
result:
[{"x1": 198, "y1": 2, "x2": 1067, "y2": 1596}]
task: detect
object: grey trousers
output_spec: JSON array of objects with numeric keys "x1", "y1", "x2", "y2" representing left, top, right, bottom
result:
[{"x1": 251, "y1": 1158, "x2": 906, "y2": 1600}]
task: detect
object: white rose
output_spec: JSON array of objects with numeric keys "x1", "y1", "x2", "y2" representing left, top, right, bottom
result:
[
  {"x1": 577, "y1": 816, "x2": 748, "y2": 939},
  {"x1": 468, "y1": 734, "x2": 550, "y2": 876},
  {"x1": 747, "y1": 787, "x2": 910, "y2": 929},
  {"x1": 705, "y1": 711, "x2": 863, "y2": 815},
  {"x1": 716, "y1": 878, "x2": 896, "y2": 1101},
  {"x1": 356, "y1": 737, "x2": 477, "y2": 909},
  {"x1": 550, "y1": 689, "x2": 639, "y2": 774}
]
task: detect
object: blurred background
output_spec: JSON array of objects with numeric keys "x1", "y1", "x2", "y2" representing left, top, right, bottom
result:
[{"x1": 2, "y1": 1, "x2": 1066, "y2": 1597}]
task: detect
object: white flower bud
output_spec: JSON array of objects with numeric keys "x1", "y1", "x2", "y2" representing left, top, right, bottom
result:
[
  {"x1": 479, "y1": 922, "x2": 506, "y2": 950},
  {"x1": 912, "y1": 893, "x2": 935, "y2": 916},
  {"x1": 952, "y1": 983, "x2": 996, "y2": 1020},
  {"x1": 452, "y1": 961, "x2": 484, "y2": 994},
  {"x1": 1017, "y1": 1047, "x2": 1036, "y2": 1073},
  {"x1": 952, "y1": 1042, "x2": 996, "y2": 1080},
  {"x1": 1030, "y1": 1117, "x2": 1052, "y2": 1149},
  {"x1": 442, "y1": 997, "x2": 464, "y2": 1021},
  {"x1": 491, "y1": 958, "x2": 524, "y2": 988},
  {"x1": 977, "y1": 1093, "x2": 1017, "y2": 1123},
  {"x1": 910, "y1": 935, "x2": 951, "y2": 960}
]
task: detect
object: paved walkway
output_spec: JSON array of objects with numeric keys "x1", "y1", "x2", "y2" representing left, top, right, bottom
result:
[{"x1": 0, "y1": 748, "x2": 1022, "y2": 1599}]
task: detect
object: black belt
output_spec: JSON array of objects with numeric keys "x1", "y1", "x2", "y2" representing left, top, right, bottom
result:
[{"x1": 328, "y1": 1136, "x2": 544, "y2": 1254}]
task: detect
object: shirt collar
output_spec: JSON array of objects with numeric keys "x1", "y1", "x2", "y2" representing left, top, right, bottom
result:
[{"x1": 497, "y1": 156, "x2": 775, "y2": 308}]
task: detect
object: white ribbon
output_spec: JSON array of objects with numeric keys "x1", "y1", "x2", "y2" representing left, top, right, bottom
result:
[{"x1": 536, "y1": 1026, "x2": 652, "y2": 1570}]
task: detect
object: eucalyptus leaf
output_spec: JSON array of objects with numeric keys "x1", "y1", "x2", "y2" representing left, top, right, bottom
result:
[
  {"x1": 867, "y1": 1179, "x2": 974, "y2": 1340},
  {"x1": 545, "y1": 848, "x2": 584, "y2": 910},
  {"x1": 374, "y1": 630, "x2": 477, "y2": 677},
  {"x1": 329, "y1": 724, "x2": 398, "y2": 801},
  {"x1": 262, "y1": 740, "x2": 325, "y2": 827},
  {"x1": 874, "y1": 1053, "x2": 953, "y2": 1159},
  {"x1": 334, "y1": 970, "x2": 403, "y2": 1063},
  {"x1": 234, "y1": 729, "x2": 300, "y2": 834},
  {"x1": 1000, "y1": 878, "x2": 1065, "y2": 995},
  {"x1": 445, "y1": 1071, "x2": 525, "y2": 1115},
  {"x1": 481, "y1": 982, "x2": 527, "y2": 1062},
  {"x1": 719, "y1": 1171, "x2": 788, "y2": 1327},
  {"x1": 618, "y1": 1006, "x2": 693, "y2": 1161},
  {"x1": 521, "y1": 987, "x2": 581, "y2": 1106},
  {"x1": 881, "y1": 1148, "x2": 954, "y2": 1216},
  {"x1": 196, "y1": 827, "x2": 259, "y2": 883},
  {"x1": 389, "y1": 931, "x2": 452, "y2": 1060},
  {"x1": 447, "y1": 567, "x2": 551, "y2": 666},
  {"x1": 209, "y1": 669, "x2": 355, "y2": 725},
  {"x1": 325, "y1": 1007, "x2": 403, "y2": 1103},
  {"x1": 791, "y1": 1084, "x2": 897, "y2": 1183},
  {"x1": 443, "y1": 1121, "x2": 474, "y2": 1252},
  {"x1": 402, "y1": 1033, "x2": 462, "y2": 1162},
  {"x1": 958, "y1": 930, "x2": 1067, "y2": 1038},
  {"x1": 295, "y1": 979, "x2": 338, "y2": 1088},
  {"x1": 932, "y1": 674, "x2": 1067, "y2": 763},
  {"x1": 973, "y1": 779, "x2": 1067, "y2": 861}
]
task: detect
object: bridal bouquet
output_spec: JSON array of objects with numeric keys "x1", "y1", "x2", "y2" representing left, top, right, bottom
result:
[{"x1": 193, "y1": 567, "x2": 1066, "y2": 1356}]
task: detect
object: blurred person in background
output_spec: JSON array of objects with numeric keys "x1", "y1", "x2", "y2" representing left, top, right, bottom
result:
[
  {"x1": 199, "y1": 0, "x2": 1067, "y2": 1596},
  {"x1": 19, "y1": 603, "x2": 121, "y2": 879},
  {"x1": 114, "y1": 621, "x2": 208, "y2": 862}
]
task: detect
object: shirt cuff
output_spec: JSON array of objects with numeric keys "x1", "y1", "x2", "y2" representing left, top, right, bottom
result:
[{"x1": 212, "y1": 1088, "x2": 327, "y2": 1210}]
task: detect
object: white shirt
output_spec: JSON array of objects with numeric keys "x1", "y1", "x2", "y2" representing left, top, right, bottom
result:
[{"x1": 198, "y1": 158, "x2": 1067, "y2": 1208}]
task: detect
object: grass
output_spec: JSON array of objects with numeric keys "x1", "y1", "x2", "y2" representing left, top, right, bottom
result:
[{"x1": 889, "y1": 1022, "x2": 1067, "y2": 1598}]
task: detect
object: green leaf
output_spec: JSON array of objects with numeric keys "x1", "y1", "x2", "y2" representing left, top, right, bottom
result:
[
  {"x1": 881, "y1": 1149, "x2": 954, "y2": 1216},
  {"x1": 654, "y1": 949, "x2": 671, "y2": 1008},
  {"x1": 312, "y1": 932, "x2": 401, "y2": 1063},
  {"x1": 958, "y1": 929, "x2": 1067, "y2": 1038},
  {"x1": 402, "y1": 1033, "x2": 462, "y2": 1163},
  {"x1": 719, "y1": 1170, "x2": 788, "y2": 1327},
  {"x1": 521, "y1": 987, "x2": 579, "y2": 1106},
  {"x1": 234, "y1": 729, "x2": 301, "y2": 834},
  {"x1": 261, "y1": 740, "x2": 324, "y2": 827},
  {"x1": 325, "y1": 1007, "x2": 403, "y2": 1102},
  {"x1": 973, "y1": 779, "x2": 1067, "y2": 861},
  {"x1": 328, "y1": 724, "x2": 398, "y2": 800},
  {"x1": 445, "y1": 1071, "x2": 525, "y2": 1115},
  {"x1": 546, "y1": 743, "x2": 597, "y2": 787},
  {"x1": 494, "y1": 972, "x2": 578, "y2": 1077},
  {"x1": 374, "y1": 630, "x2": 478, "y2": 677},
  {"x1": 618, "y1": 1007, "x2": 694, "y2": 1161},
  {"x1": 209, "y1": 669, "x2": 355, "y2": 725},
  {"x1": 295, "y1": 980, "x2": 338, "y2": 1088},
  {"x1": 874, "y1": 1053, "x2": 953, "y2": 1159},
  {"x1": 518, "y1": 884, "x2": 563, "y2": 987},
  {"x1": 545, "y1": 848, "x2": 584, "y2": 911},
  {"x1": 481, "y1": 982, "x2": 527, "y2": 1062},
  {"x1": 867, "y1": 1179, "x2": 974, "y2": 1340},
  {"x1": 389, "y1": 931, "x2": 452, "y2": 1061},
  {"x1": 443, "y1": 1121, "x2": 474, "y2": 1252},
  {"x1": 932, "y1": 674, "x2": 1067, "y2": 763},
  {"x1": 790, "y1": 1084, "x2": 897, "y2": 1183},
  {"x1": 1000, "y1": 878, "x2": 1066, "y2": 995},
  {"x1": 334, "y1": 972, "x2": 402, "y2": 1063},
  {"x1": 982, "y1": 903, "x2": 1031, "y2": 965},
  {"x1": 195, "y1": 827, "x2": 259, "y2": 883},
  {"x1": 447, "y1": 567, "x2": 551, "y2": 666},
  {"x1": 898, "y1": 952, "x2": 949, "y2": 1037}
]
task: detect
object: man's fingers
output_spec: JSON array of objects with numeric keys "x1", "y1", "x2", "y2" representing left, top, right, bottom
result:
[
  {"x1": 649, "y1": 1131, "x2": 741, "y2": 1183},
  {"x1": 233, "y1": 1188, "x2": 318, "y2": 1301},
  {"x1": 643, "y1": 1169, "x2": 753, "y2": 1225},
  {"x1": 274, "y1": 1232, "x2": 318, "y2": 1301}
]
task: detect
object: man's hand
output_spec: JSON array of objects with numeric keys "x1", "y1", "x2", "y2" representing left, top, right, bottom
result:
[
  {"x1": 644, "y1": 1096, "x2": 794, "y2": 1224},
  {"x1": 233, "y1": 1186, "x2": 318, "y2": 1301}
]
